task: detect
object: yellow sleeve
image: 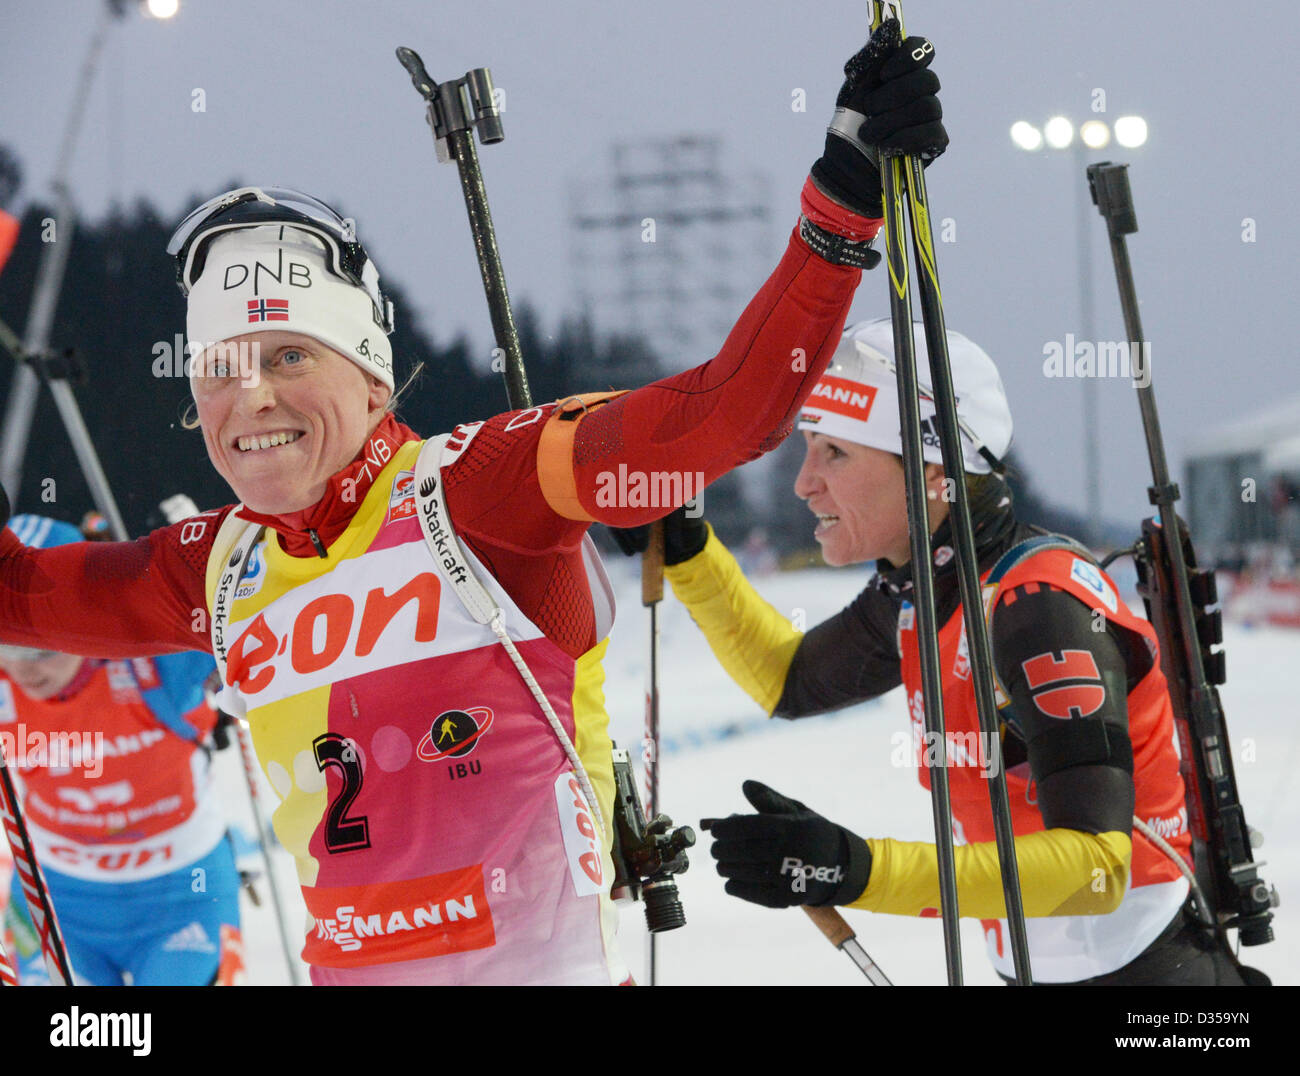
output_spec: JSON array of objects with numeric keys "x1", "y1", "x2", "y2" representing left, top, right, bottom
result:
[
  {"x1": 663, "y1": 526, "x2": 802, "y2": 716},
  {"x1": 571, "y1": 637, "x2": 616, "y2": 853},
  {"x1": 847, "y1": 828, "x2": 1132, "y2": 919},
  {"x1": 571, "y1": 637, "x2": 631, "y2": 958}
]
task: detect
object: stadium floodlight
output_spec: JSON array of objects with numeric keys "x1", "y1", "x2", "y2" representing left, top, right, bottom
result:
[
  {"x1": 1080, "y1": 120, "x2": 1111, "y2": 149},
  {"x1": 1006, "y1": 110, "x2": 1147, "y2": 544},
  {"x1": 1044, "y1": 116, "x2": 1074, "y2": 149},
  {"x1": 144, "y1": 0, "x2": 179, "y2": 17},
  {"x1": 1010, "y1": 121, "x2": 1044, "y2": 151},
  {"x1": 1114, "y1": 115, "x2": 1149, "y2": 148}
]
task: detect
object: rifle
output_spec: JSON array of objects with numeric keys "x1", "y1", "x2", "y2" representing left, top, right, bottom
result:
[{"x1": 1089, "y1": 162, "x2": 1277, "y2": 955}]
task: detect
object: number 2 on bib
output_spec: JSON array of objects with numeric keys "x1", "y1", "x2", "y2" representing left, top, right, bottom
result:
[{"x1": 314, "y1": 732, "x2": 371, "y2": 853}]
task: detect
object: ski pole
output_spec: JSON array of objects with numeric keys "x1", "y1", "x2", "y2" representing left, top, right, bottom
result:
[
  {"x1": 0, "y1": 854, "x2": 17, "y2": 986},
  {"x1": 641, "y1": 518, "x2": 665, "y2": 984},
  {"x1": 228, "y1": 715, "x2": 301, "y2": 986},
  {"x1": 0, "y1": 741, "x2": 74, "y2": 985},
  {"x1": 0, "y1": 934, "x2": 17, "y2": 986},
  {"x1": 803, "y1": 906, "x2": 893, "y2": 985},
  {"x1": 864, "y1": 0, "x2": 1033, "y2": 984},
  {"x1": 0, "y1": 314, "x2": 129, "y2": 540},
  {"x1": 395, "y1": 48, "x2": 532, "y2": 411},
  {"x1": 862, "y1": 0, "x2": 963, "y2": 985}
]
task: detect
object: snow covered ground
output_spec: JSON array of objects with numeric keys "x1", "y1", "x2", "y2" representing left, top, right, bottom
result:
[{"x1": 219, "y1": 558, "x2": 1297, "y2": 986}]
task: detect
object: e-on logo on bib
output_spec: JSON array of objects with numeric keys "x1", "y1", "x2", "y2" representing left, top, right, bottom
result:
[{"x1": 417, "y1": 707, "x2": 494, "y2": 763}]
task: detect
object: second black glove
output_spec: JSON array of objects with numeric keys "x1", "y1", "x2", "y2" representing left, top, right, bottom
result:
[{"x1": 606, "y1": 503, "x2": 709, "y2": 566}]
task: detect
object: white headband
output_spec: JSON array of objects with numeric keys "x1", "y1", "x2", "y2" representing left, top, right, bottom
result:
[{"x1": 185, "y1": 225, "x2": 394, "y2": 389}]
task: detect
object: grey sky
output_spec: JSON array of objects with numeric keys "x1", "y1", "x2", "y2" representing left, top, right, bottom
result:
[{"x1": 2, "y1": 0, "x2": 1295, "y2": 527}]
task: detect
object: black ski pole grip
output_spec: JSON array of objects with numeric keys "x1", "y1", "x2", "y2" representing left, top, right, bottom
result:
[{"x1": 1087, "y1": 162, "x2": 1138, "y2": 236}]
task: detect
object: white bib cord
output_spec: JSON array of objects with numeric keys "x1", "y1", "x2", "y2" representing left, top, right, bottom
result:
[
  {"x1": 488, "y1": 610, "x2": 606, "y2": 838},
  {"x1": 414, "y1": 435, "x2": 607, "y2": 840}
]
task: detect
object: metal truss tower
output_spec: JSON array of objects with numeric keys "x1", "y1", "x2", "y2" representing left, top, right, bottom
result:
[{"x1": 568, "y1": 135, "x2": 772, "y2": 376}]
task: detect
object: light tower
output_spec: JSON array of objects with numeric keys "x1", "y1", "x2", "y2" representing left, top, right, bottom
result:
[{"x1": 1011, "y1": 113, "x2": 1148, "y2": 546}]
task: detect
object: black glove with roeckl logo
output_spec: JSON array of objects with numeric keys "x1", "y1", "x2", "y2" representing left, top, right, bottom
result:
[
  {"x1": 812, "y1": 17, "x2": 948, "y2": 220},
  {"x1": 700, "y1": 780, "x2": 873, "y2": 909}
]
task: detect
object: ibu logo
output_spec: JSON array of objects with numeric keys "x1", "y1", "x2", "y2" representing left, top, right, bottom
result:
[{"x1": 417, "y1": 707, "x2": 494, "y2": 763}]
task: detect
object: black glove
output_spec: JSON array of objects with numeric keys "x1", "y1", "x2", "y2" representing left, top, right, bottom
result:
[
  {"x1": 606, "y1": 503, "x2": 709, "y2": 566},
  {"x1": 812, "y1": 17, "x2": 948, "y2": 219},
  {"x1": 701, "y1": 780, "x2": 872, "y2": 908},
  {"x1": 0, "y1": 482, "x2": 9, "y2": 531}
]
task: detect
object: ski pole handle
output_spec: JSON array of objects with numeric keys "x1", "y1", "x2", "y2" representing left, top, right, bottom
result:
[
  {"x1": 803, "y1": 906, "x2": 893, "y2": 985},
  {"x1": 803, "y1": 904, "x2": 855, "y2": 948},
  {"x1": 641, "y1": 519, "x2": 665, "y2": 606},
  {"x1": 641, "y1": 518, "x2": 664, "y2": 822},
  {"x1": 1088, "y1": 163, "x2": 1138, "y2": 237}
]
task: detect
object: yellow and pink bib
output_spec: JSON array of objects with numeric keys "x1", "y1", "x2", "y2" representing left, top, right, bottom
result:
[{"x1": 205, "y1": 434, "x2": 627, "y2": 985}]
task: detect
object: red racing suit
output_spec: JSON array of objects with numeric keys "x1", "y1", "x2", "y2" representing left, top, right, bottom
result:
[{"x1": 0, "y1": 207, "x2": 871, "y2": 983}]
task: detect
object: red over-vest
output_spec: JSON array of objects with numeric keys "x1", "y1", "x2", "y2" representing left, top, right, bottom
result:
[{"x1": 898, "y1": 548, "x2": 1190, "y2": 980}]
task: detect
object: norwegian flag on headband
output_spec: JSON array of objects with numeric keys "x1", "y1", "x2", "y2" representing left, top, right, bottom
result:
[{"x1": 247, "y1": 298, "x2": 289, "y2": 323}]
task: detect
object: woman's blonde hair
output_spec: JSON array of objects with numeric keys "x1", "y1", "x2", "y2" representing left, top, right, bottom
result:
[{"x1": 385, "y1": 360, "x2": 423, "y2": 416}]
